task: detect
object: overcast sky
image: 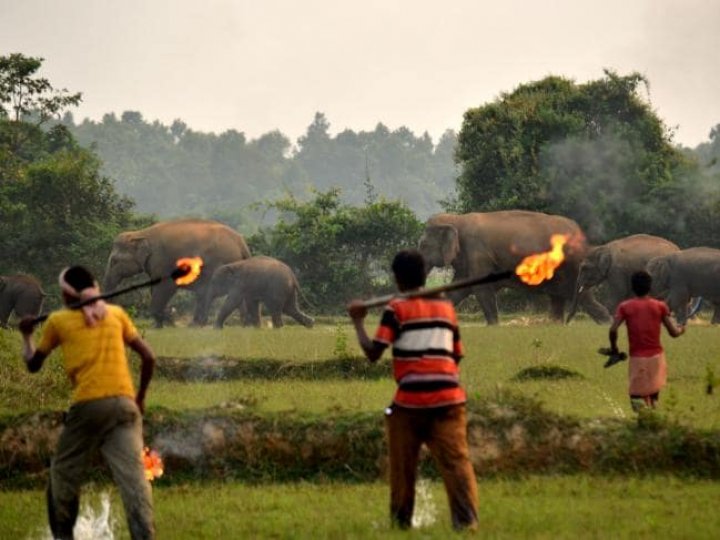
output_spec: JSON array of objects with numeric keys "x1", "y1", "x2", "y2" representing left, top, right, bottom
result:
[{"x1": 1, "y1": 0, "x2": 718, "y2": 147}]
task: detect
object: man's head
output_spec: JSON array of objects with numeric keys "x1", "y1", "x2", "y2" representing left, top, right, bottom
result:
[
  {"x1": 59, "y1": 266, "x2": 97, "y2": 304},
  {"x1": 631, "y1": 270, "x2": 652, "y2": 297},
  {"x1": 391, "y1": 249, "x2": 426, "y2": 291}
]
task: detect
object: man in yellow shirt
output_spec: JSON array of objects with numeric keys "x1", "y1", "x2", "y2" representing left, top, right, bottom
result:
[{"x1": 20, "y1": 265, "x2": 156, "y2": 540}]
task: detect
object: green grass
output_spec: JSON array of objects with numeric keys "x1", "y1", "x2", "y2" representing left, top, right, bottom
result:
[
  {"x1": 3, "y1": 317, "x2": 720, "y2": 427},
  {"x1": 143, "y1": 317, "x2": 720, "y2": 428},
  {"x1": 4, "y1": 316, "x2": 720, "y2": 538},
  {"x1": 3, "y1": 476, "x2": 720, "y2": 539}
]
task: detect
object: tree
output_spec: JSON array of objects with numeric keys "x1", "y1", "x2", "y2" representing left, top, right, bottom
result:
[
  {"x1": 454, "y1": 71, "x2": 690, "y2": 242},
  {"x1": 249, "y1": 189, "x2": 423, "y2": 312},
  {"x1": 0, "y1": 53, "x2": 81, "y2": 164},
  {"x1": 0, "y1": 54, "x2": 133, "y2": 285}
]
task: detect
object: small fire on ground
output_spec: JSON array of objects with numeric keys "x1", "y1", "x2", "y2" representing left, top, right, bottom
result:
[
  {"x1": 515, "y1": 234, "x2": 569, "y2": 285},
  {"x1": 143, "y1": 447, "x2": 164, "y2": 482}
]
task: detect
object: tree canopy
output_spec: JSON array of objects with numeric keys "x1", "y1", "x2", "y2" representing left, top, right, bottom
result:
[
  {"x1": 453, "y1": 70, "x2": 709, "y2": 244},
  {"x1": 0, "y1": 54, "x2": 134, "y2": 285},
  {"x1": 248, "y1": 189, "x2": 423, "y2": 312},
  {"x1": 66, "y1": 111, "x2": 457, "y2": 228}
]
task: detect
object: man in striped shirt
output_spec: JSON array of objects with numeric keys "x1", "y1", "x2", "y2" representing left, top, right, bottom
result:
[{"x1": 348, "y1": 249, "x2": 478, "y2": 530}]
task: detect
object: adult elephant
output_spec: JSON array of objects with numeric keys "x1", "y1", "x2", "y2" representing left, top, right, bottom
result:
[
  {"x1": 566, "y1": 234, "x2": 680, "y2": 323},
  {"x1": 0, "y1": 274, "x2": 45, "y2": 328},
  {"x1": 206, "y1": 256, "x2": 314, "y2": 329},
  {"x1": 103, "y1": 219, "x2": 251, "y2": 327},
  {"x1": 646, "y1": 247, "x2": 720, "y2": 325},
  {"x1": 418, "y1": 211, "x2": 610, "y2": 325}
]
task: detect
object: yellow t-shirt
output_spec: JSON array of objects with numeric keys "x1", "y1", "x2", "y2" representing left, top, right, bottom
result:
[{"x1": 37, "y1": 304, "x2": 139, "y2": 403}]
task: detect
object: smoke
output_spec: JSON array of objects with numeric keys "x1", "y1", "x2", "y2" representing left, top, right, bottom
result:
[
  {"x1": 33, "y1": 491, "x2": 116, "y2": 540},
  {"x1": 411, "y1": 478, "x2": 438, "y2": 528},
  {"x1": 540, "y1": 133, "x2": 640, "y2": 242},
  {"x1": 539, "y1": 128, "x2": 720, "y2": 247}
]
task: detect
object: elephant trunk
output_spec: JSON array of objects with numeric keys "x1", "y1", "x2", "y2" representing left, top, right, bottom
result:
[
  {"x1": 565, "y1": 283, "x2": 585, "y2": 324},
  {"x1": 102, "y1": 268, "x2": 121, "y2": 293}
]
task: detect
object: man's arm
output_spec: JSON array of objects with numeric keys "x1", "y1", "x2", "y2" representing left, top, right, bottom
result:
[
  {"x1": 127, "y1": 336, "x2": 156, "y2": 415},
  {"x1": 662, "y1": 315, "x2": 685, "y2": 338},
  {"x1": 347, "y1": 301, "x2": 387, "y2": 362},
  {"x1": 18, "y1": 317, "x2": 48, "y2": 373}
]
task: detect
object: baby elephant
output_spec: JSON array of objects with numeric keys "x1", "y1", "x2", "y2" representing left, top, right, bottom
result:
[
  {"x1": 208, "y1": 256, "x2": 314, "y2": 329},
  {"x1": 0, "y1": 274, "x2": 45, "y2": 328}
]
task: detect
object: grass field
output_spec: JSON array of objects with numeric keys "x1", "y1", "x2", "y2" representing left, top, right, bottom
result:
[
  {"x1": 4, "y1": 316, "x2": 719, "y2": 427},
  {"x1": 3, "y1": 476, "x2": 720, "y2": 539},
  {"x1": 2, "y1": 314, "x2": 720, "y2": 538}
]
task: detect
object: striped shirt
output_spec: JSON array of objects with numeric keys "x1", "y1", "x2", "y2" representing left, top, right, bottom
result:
[{"x1": 374, "y1": 295, "x2": 466, "y2": 408}]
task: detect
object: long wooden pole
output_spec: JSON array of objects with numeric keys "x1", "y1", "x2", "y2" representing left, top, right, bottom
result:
[
  {"x1": 28, "y1": 265, "x2": 193, "y2": 325},
  {"x1": 360, "y1": 270, "x2": 514, "y2": 308}
]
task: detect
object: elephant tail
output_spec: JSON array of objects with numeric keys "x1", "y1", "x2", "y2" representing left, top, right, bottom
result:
[{"x1": 292, "y1": 276, "x2": 318, "y2": 312}]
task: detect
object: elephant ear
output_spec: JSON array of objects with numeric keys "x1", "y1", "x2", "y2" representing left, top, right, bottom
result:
[
  {"x1": 595, "y1": 247, "x2": 612, "y2": 279},
  {"x1": 646, "y1": 256, "x2": 670, "y2": 294},
  {"x1": 130, "y1": 237, "x2": 152, "y2": 273},
  {"x1": 437, "y1": 224, "x2": 459, "y2": 266}
]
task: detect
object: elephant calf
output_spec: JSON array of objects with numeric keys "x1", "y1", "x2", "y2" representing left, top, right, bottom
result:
[
  {"x1": 207, "y1": 256, "x2": 314, "y2": 329},
  {"x1": 0, "y1": 274, "x2": 45, "y2": 328}
]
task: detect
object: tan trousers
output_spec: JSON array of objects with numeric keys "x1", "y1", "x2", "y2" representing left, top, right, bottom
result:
[
  {"x1": 385, "y1": 403, "x2": 479, "y2": 530},
  {"x1": 48, "y1": 396, "x2": 155, "y2": 540}
]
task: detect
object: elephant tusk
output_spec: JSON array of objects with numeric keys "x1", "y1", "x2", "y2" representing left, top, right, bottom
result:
[{"x1": 577, "y1": 285, "x2": 584, "y2": 294}]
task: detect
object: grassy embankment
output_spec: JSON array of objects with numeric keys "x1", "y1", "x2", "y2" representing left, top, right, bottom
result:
[{"x1": 2, "y1": 316, "x2": 720, "y2": 538}]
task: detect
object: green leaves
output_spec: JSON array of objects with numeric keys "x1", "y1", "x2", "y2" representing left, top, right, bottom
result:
[
  {"x1": 249, "y1": 190, "x2": 422, "y2": 312},
  {"x1": 454, "y1": 71, "x2": 695, "y2": 244}
]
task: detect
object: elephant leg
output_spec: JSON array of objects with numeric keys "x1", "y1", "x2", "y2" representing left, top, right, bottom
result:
[
  {"x1": 474, "y1": 286, "x2": 499, "y2": 326},
  {"x1": 0, "y1": 301, "x2": 12, "y2": 328},
  {"x1": 549, "y1": 295, "x2": 564, "y2": 323},
  {"x1": 244, "y1": 300, "x2": 261, "y2": 327},
  {"x1": 668, "y1": 289, "x2": 690, "y2": 325},
  {"x1": 270, "y1": 310, "x2": 284, "y2": 329},
  {"x1": 191, "y1": 284, "x2": 211, "y2": 326},
  {"x1": 711, "y1": 304, "x2": 720, "y2": 325},
  {"x1": 214, "y1": 294, "x2": 241, "y2": 329},
  {"x1": 150, "y1": 280, "x2": 177, "y2": 328},
  {"x1": 579, "y1": 290, "x2": 612, "y2": 324},
  {"x1": 283, "y1": 294, "x2": 315, "y2": 328}
]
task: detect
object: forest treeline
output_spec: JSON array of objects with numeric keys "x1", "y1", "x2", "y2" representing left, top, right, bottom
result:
[
  {"x1": 64, "y1": 110, "x2": 458, "y2": 229},
  {"x1": 2, "y1": 54, "x2": 720, "y2": 312}
]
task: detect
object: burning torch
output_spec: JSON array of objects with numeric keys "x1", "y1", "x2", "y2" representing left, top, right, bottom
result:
[
  {"x1": 28, "y1": 257, "x2": 204, "y2": 325},
  {"x1": 360, "y1": 234, "x2": 570, "y2": 308}
]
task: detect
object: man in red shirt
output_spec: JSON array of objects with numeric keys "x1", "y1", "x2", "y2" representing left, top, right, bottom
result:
[
  {"x1": 347, "y1": 249, "x2": 478, "y2": 531},
  {"x1": 609, "y1": 270, "x2": 685, "y2": 411}
]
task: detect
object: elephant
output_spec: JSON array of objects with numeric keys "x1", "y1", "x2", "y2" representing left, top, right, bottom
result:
[
  {"x1": 206, "y1": 256, "x2": 314, "y2": 329},
  {"x1": 418, "y1": 211, "x2": 611, "y2": 325},
  {"x1": 0, "y1": 274, "x2": 45, "y2": 328},
  {"x1": 566, "y1": 234, "x2": 680, "y2": 322},
  {"x1": 103, "y1": 219, "x2": 251, "y2": 327},
  {"x1": 646, "y1": 247, "x2": 720, "y2": 325}
]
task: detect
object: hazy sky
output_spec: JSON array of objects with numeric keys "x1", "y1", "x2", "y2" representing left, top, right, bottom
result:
[{"x1": 1, "y1": 0, "x2": 718, "y2": 147}]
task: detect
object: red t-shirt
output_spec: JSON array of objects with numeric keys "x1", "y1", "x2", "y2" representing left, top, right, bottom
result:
[{"x1": 615, "y1": 297, "x2": 670, "y2": 357}]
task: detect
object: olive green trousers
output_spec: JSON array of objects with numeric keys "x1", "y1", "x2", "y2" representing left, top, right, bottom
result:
[{"x1": 47, "y1": 396, "x2": 155, "y2": 540}]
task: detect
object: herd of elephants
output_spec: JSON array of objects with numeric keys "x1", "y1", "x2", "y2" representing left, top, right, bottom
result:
[{"x1": 0, "y1": 211, "x2": 718, "y2": 329}]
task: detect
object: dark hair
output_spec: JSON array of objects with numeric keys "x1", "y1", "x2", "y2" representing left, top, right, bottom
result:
[
  {"x1": 631, "y1": 271, "x2": 652, "y2": 296},
  {"x1": 63, "y1": 265, "x2": 96, "y2": 292},
  {"x1": 391, "y1": 249, "x2": 426, "y2": 289}
]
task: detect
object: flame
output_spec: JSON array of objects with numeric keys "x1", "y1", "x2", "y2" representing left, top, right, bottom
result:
[
  {"x1": 175, "y1": 257, "x2": 203, "y2": 286},
  {"x1": 515, "y1": 234, "x2": 569, "y2": 286},
  {"x1": 143, "y1": 447, "x2": 164, "y2": 481}
]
